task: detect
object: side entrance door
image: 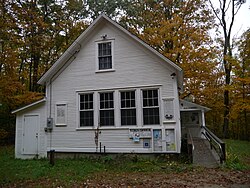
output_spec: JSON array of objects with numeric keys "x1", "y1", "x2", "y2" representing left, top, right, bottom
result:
[{"x1": 23, "y1": 115, "x2": 39, "y2": 154}]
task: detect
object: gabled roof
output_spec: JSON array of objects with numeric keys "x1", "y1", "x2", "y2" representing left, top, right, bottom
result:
[
  {"x1": 180, "y1": 99, "x2": 210, "y2": 112},
  {"x1": 38, "y1": 14, "x2": 183, "y2": 89},
  {"x1": 12, "y1": 98, "x2": 46, "y2": 114}
]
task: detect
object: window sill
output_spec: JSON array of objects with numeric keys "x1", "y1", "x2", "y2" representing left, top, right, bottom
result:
[
  {"x1": 55, "y1": 124, "x2": 67, "y2": 127},
  {"x1": 163, "y1": 121, "x2": 176, "y2": 124},
  {"x1": 76, "y1": 127, "x2": 95, "y2": 131},
  {"x1": 95, "y1": 69, "x2": 115, "y2": 73}
]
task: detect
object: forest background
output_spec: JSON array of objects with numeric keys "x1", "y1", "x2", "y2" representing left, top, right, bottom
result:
[{"x1": 0, "y1": 0, "x2": 249, "y2": 144}]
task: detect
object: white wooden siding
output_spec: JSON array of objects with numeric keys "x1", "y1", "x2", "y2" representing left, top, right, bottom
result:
[{"x1": 45, "y1": 21, "x2": 181, "y2": 153}]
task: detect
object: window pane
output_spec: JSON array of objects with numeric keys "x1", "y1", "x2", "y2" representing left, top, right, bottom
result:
[
  {"x1": 121, "y1": 109, "x2": 136, "y2": 125},
  {"x1": 80, "y1": 111, "x2": 93, "y2": 127},
  {"x1": 100, "y1": 110, "x2": 114, "y2": 126},
  {"x1": 143, "y1": 108, "x2": 160, "y2": 125}
]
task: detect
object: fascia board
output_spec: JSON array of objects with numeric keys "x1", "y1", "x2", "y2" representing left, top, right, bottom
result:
[{"x1": 12, "y1": 98, "x2": 46, "y2": 114}]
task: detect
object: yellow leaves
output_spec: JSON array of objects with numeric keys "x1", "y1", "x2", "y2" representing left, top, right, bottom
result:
[{"x1": 0, "y1": 76, "x2": 43, "y2": 111}]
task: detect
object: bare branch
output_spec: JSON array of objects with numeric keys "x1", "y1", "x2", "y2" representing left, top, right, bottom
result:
[
  {"x1": 225, "y1": 0, "x2": 232, "y2": 13},
  {"x1": 208, "y1": 0, "x2": 224, "y2": 27},
  {"x1": 234, "y1": 3, "x2": 242, "y2": 15}
]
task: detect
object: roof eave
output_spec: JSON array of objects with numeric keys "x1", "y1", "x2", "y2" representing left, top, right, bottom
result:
[
  {"x1": 38, "y1": 15, "x2": 105, "y2": 85},
  {"x1": 180, "y1": 99, "x2": 211, "y2": 112},
  {"x1": 12, "y1": 98, "x2": 46, "y2": 114}
]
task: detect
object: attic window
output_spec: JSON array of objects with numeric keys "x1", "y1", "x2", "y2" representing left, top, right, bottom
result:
[{"x1": 96, "y1": 41, "x2": 114, "y2": 71}]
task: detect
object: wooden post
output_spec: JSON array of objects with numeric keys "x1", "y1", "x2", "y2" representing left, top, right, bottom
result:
[{"x1": 49, "y1": 150, "x2": 55, "y2": 166}]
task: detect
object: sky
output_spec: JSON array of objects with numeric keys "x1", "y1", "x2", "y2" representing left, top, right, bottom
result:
[
  {"x1": 232, "y1": 0, "x2": 250, "y2": 37},
  {"x1": 211, "y1": 0, "x2": 250, "y2": 38}
]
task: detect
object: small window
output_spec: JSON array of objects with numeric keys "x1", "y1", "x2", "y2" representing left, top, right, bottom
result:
[
  {"x1": 99, "y1": 92, "x2": 114, "y2": 126},
  {"x1": 98, "y1": 42, "x2": 112, "y2": 70},
  {"x1": 55, "y1": 104, "x2": 67, "y2": 126},
  {"x1": 142, "y1": 89, "x2": 160, "y2": 125},
  {"x1": 79, "y1": 93, "x2": 94, "y2": 127},
  {"x1": 120, "y1": 91, "x2": 136, "y2": 125}
]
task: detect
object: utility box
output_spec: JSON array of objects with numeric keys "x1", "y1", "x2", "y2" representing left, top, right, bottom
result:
[{"x1": 47, "y1": 118, "x2": 53, "y2": 129}]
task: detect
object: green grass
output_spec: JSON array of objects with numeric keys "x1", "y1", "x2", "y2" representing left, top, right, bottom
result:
[
  {"x1": 1, "y1": 140, "x2": 249, "y2": 186},
  {"x1": 224, "y1": 139, "x2": 250, "y2": 170},
  {"x1": 0, "y1": 146, "x2": 107, "y2": 186},
  {"x1": 0, "y1": 146, "x2": 191, "y2": 186}
]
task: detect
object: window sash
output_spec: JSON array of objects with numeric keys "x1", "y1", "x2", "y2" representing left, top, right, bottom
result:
[
  {"x1": 143, "y1": 108, "x2": 160, "y2": 125},
  {"x1": 98, "y1": 42, "x2": 112, "y2": 70},
  {"x1": 142, "y1": 89, "x2": 160, "y2": 125},
  {"x1": 120, "y1": 91, "x2": 136, "y2": 126},
  {"x1": 121, "y1": 108, "x2": 136, "y2": 125},
  {"x1": 100, "y1": 110, "x2": 114, "y2": 126},
  {"x1": 80, "y1": 111, "x2": 93, "y2": 127},
  {"x1": 99, "y1": 92, "x2": 114, "y2": 126},
  {"x1": 79, "y1": 93, "x2": 94, "y2": 127}
]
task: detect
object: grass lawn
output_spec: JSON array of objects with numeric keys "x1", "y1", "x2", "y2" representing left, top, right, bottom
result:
[
  {"x1": 0, "y1": 139, "x2": 249, "y2": 187},
  {"x1": 0, "y1": 146, "x2": 191, "y2": 187},
  {"x1": 224, "y1": 139, "x2": 250, "y2": 169}
]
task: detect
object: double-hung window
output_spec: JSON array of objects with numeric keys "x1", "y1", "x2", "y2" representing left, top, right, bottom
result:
[
  {"x1": 98, "y1": 42, "x2": 112, "y2": 70},
  {"x1": 142, "y1": 89, "x2": 160, "y2": 125},
  {"x1": 79, "y1": 93, "x2": 94, "y2": 127},
  {"x1": 120, "y1": 91, "x2": 136, "y2": 126},
  {"x1": 99, "y1": 92, "x2": 114, "y2": 126}
]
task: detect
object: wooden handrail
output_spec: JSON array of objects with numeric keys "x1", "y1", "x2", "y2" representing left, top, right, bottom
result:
[{"x1": 201, "y1": 126, "x2": 226, "y2": 163}]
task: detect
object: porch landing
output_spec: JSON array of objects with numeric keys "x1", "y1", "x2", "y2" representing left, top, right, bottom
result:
[{"x1": 192, "y1": 138, "x2": 220, "y2": 168}]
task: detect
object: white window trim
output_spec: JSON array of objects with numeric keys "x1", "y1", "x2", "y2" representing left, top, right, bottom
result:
[
  {"x1": 141, "y1": 88, "x2": 161, "y2": 126},
  {"x1": 119, "y1": 90, "x2": 137, "y2": 126},
  {"x1": 95, "y1": 39, "x2": 115, "y2": 72},
  {"x1": 79, "y1": 93, "x2": 94, "y2": 127},
  {"x1": 55, "y1": 103, "x2": 67, "y2": 126},
  {"x1": 75, "y1": 85, "x2": 162, "y2": 129},
  {"x1": 99, "y1": 91, "x2": 115, "y2": 127}
]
